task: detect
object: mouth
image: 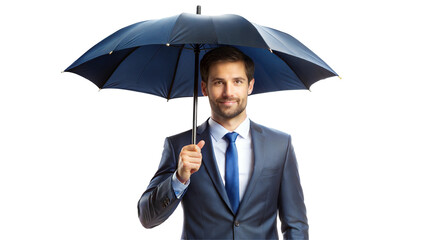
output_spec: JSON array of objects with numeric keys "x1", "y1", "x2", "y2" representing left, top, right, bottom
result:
[{"x1": 218, "y1": 98, "x2": 238, "y2": 106}]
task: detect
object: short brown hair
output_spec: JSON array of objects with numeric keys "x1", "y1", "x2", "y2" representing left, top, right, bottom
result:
[{"x1": 200, "y1": 46, "x2": 254, "y2": 82}]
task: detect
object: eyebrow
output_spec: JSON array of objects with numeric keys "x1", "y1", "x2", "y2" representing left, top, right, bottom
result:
[{"x1": 211, "y1": 77, "x2": 247, "y2": 81}]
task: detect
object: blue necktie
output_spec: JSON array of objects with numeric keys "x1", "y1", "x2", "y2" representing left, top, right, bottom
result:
[{"x1": 224, "y1": 132, "x2": 239, "y2": 213}]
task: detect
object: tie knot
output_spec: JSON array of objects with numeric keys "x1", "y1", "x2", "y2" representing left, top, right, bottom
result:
[{"x1": 224, "y1": 132, "x2": 239, "y2": 143}]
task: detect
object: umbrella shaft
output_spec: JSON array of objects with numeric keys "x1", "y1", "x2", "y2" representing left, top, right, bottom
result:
[{"x1": 192, "y1": 45, "x2": 200, "y2": 144}]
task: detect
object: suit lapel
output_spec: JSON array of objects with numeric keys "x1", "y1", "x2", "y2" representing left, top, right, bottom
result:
[
  {"x1": 197, "y1": 120, "x2": 233, "y2": 212},
  {"x1": 238, "y1": 121, "x2": 265, "y2": 214}
]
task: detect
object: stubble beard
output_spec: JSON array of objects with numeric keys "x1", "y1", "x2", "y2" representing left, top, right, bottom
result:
[{"x1": 209, "y1": 97, "x2": 247, "y2": 120}]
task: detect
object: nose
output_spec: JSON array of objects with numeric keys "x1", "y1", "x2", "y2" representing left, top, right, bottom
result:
[{"x1": 223, "y1": 82, "x2": 234, "y2": 98}]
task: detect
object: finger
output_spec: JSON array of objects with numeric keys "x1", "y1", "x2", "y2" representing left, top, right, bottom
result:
[
  {"x1": 183, "y1": 143, "x2": 204, "y2": 153},
  {"x1": 184, "y1": 141, "x2": 205, "y2": 153},
  {"x1": 183, "y1": 144, "x2": 200, "y2": 152},
  {"x1": 197, "y1": 140, "x2": 205, "y2": 150},
  {"x1": 181, "y1": 154, "x2": 202, "y2": 163},
  {"x1": 181, "y1": 150, "x2": 202, "y2": 159},
  {"x1": 180, "y1": 161, "x2": 202, "y2": 174},
  {"x1": 190, "y1": 165, "x2": 201, "y2": 174}
]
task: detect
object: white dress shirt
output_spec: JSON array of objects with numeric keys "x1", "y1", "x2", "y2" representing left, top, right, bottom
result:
[
  {"x1": 172, "y1": 117, "x2": 254, "y2": 201},
  {"x1": 208, "y1": 117, "x2": 254, "y2": 202}
]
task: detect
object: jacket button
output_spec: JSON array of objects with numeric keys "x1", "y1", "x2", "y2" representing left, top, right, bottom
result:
[
  {"x1": 234, "y1": 221, "x2": 240, "y2": 227},
  {"x1": 162, "y1": 197, "x2": 170, "y2": 208}
]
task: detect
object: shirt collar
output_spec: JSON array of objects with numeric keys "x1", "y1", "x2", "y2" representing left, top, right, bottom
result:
[{"x1": 208, "y1": 117, "x2": 251, "y2": 142}]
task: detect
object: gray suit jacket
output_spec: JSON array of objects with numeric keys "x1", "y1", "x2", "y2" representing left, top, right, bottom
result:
[{"x1": 138, "y1": 120, "x2": 308, "y2": 239}]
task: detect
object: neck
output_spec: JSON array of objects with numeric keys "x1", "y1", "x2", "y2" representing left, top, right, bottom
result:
[{"x1": 211, "y1": 112, "x2": 247, "y2": 132}]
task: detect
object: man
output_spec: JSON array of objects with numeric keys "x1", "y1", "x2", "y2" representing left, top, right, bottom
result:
[{"x1": 138, "y1": 46, "x2": 308, "y2": 239}]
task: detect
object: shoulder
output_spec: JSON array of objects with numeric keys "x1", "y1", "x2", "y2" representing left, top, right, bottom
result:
[
  {"x1": 166, "y1": 129, "x2": 192, "y2": 144},
  {"x1": 250, "y1": 120, "x2": 291, "y2": 140}
]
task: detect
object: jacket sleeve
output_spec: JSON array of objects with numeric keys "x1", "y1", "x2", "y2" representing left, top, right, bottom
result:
[
  {"x1": 138, "y1": 137, "x2": 182, "y2": 228},
  {"x1": 279, "y1": 136, "x2": 309, "y2": 239}
]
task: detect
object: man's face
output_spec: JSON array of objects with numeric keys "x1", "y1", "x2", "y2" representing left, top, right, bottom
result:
[{"x1": 201, "y1": 61, "x2": 254, "y2": 122}]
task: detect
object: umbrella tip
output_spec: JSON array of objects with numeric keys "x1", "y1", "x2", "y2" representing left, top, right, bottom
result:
[{"x1": 196, "y1": 5, "x2": 201, "y2": 14}]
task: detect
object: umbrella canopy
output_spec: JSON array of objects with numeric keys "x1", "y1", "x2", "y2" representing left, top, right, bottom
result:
[{"x1": 65, "y1": 8, "x2": 338, "y2": 143}]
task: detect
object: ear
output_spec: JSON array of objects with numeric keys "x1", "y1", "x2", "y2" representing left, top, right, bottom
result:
[
  {"x1": 201, "y1": 81, "x2": 208, "y2": 96},
  {"x1": 248, "y1": 78, "x2": 255, "y2": 95}
]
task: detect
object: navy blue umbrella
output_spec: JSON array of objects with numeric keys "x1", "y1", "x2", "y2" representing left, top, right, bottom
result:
[{"x1": 65, "y1": 6, "x2": 338, "y2": 143}]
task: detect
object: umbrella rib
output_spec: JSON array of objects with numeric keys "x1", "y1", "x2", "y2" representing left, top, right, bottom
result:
[
  {"x1": 166, "y1": 43, "x2": 211, "y2": 51},
  {"x1": 272, "y1": 52, "x2": 310, "y2": 90},
  {"x1": 167, "y1": 45, "x2": 184, "y2": 100},
  {"x1": 99, "y1": 47, "x2": 139, "y2": 88},
  {"x1": 262, "y1": 26, "x2": 329, "y2": 70},
  {"x1": 168, "y1": 44, "x2": 195, "y2": 51},
  {"x1": 259, "y1": 26, "x2": 337, "y2": 77}
]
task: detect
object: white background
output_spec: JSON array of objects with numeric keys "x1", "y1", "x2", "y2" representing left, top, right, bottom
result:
[{"x1": 1, "y1": 0, "x2": 425, "y2": 239}]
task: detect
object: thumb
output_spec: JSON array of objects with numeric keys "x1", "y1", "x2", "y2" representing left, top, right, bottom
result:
[{"x1": 197, "y1": 140, "x2": 205, "y2": 150}]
